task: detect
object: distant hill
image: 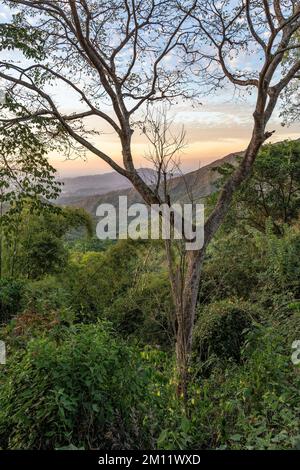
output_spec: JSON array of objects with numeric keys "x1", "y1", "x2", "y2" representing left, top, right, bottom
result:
[
  {"x1": 58, "y1": 167, "x2": 157, "y2": 202},
  {"x1": 57, "y1": 151, "x2": 241, "y2": 215}
]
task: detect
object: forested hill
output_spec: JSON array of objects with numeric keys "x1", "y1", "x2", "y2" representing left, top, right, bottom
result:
[{"x1": 57, "y1": 150, "x2": 241, "y2": 214}]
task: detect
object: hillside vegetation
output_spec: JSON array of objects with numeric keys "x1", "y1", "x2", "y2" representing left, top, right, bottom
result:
[{"x1": 1, "y1": 140, "x2": 299, "y2": 450}]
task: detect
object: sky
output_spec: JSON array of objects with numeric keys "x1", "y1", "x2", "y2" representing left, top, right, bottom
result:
[
  {"x1": 49, "y1": 99, "x2": 300, "y2": 178},
  {"x1": 1, "y1": 1, "x2": 299, "y2": 178},
  {"x1": 50, "y1": 102, "x2": 300, "y2": 177}
]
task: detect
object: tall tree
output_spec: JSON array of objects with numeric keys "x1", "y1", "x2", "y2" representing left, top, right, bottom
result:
[
  {"x1": 0, "y1": 0, "x2": 300, "y2": 394},
  {"x1": 0, "y1": 123, "x2": 61, "y2": 277}
]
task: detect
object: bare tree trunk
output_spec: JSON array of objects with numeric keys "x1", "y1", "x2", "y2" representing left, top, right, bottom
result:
[{"x1": 174, "y1": 249, "x2": 205, "y2": 401}]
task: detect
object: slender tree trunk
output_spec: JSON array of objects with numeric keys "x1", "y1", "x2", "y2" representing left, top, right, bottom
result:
[
  {"x1": 175, "y1": 316, "x2": 189, "y2": 401},
  {"x1": 174, "y1": 249, "x2": 205, "y2": 400}
]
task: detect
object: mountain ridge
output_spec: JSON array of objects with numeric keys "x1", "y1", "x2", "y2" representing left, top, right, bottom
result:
[
  {"x1": 57, "y1": 151, "x2": 242, "y2": 215},
  {"x1": 59, "y1": 167, "x2": 157, "y2": 199}
]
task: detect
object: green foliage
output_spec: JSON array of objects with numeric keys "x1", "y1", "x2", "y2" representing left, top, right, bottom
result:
[
  {"x1": 0, "y1": 124, "x2": 61, "y2": 224},
  {"x1": 66, "y1": 242, "x2": 138, "y2": 321},
  {"x1": 66, "y1": 236, "x2": 113, "y2": 252},
  {"x1": 67, "y1": 240, "x2": 169, "y2": 328},
  {"x1": 22, "y1": 276, "x2": 72, "y2": 315},
  {"x1": 256, "y1": 223, "x2": 300, "y2": 298},
  {"x1": 272, "y1": 301, "x2": 300, "y2": 344},
  {"x1": 201, "y1": 223, "x2": 300, "y2": 306},
  {"x1": 1, "y1": 134, "x2": 300, "y2": 450},
  {"x1": 104, "y1": 272, "x2": 173, "y2": 347},
  {"x1": 0, "y1": 278, "x2": 25, "y2": 324},
  {"x1": 193, "y1": 299, "x2": 256, "y2": 366},
  {"x1": 201, "y1": 229, "x2": 262, "y2": 302},
  {"x1": 21, "y1": 232, "x2": 68, "y2": 279},
  {"x1": 0, "y1": 123, "x2": 63, "y2": 278},
  {"x1": 0, "y1": 15, "x2": 46, "y2": 60},
  {"x1": 1, "y1": 205, "x2": 93, "y2": 279},
  {"x1": 206, "y1": 326, "x2": 300, "y2": 450},
  {"x1": 214, "y1": 140, "x2": 300, "y2": 234},
  {"x1": 159, "y1": 326, "x2": 300, "y2": 450},
  {"x1": 66, "y1": 240, "x2": 174, "y2": 347},
  {"x1": 0, "y1": 323, "x2": 168, "y2": 450}
]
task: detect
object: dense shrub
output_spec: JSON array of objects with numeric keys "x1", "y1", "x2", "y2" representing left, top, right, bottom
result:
[
  {"x1": 0, "y1": 278, "x2": 25, "y2": 324},
  {"x1": 257, "y1": 225, "x2": 300, "y2": 298},
  {"x1": 66, "y1": 240, "x2": 169, "y2": 325},
  {"x1": 159, "y1": 326, "x2": 300, "y2": 450},
  {"x1": 204, "y1": 326, "x2": 300, "y2": 450},
  {"x1": 22, "y1": 276, "x2": 73, "y2": 315},
  {"x1": 20, "y1": 232, "x2": 68, "y2": 279},
  {"x1": 104, "y1": 272, "x2": 173, "y2": 347},
  {"x1": 0, "y1": 323, "x2": 170, "y2": 450},
  {"x1": 274, "y1": 301, "x2": 300, "y2": 343},
  {"x1": 193, "y1": 299, "x2": 258, "y2": 365},
  {"x1": 200, "y1": 224, "x2": 300, "y2": 305},
  {"x1": 66, "y1": 241, "x2": 147, "y2": 321},
  {"x1": 1, "y1": 206, "x2": 92, "y2": 280},
  {"x1": 0, "y1": 277, "x2": 75, "y2": 352},
  {"x1": 200, "y1": 230, "x2": 262, "y2": 302}
]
